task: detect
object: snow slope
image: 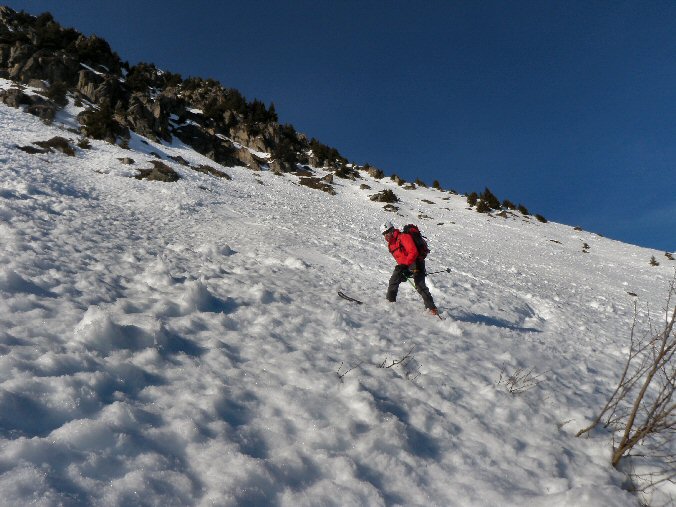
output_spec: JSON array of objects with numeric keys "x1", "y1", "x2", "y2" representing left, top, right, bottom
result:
[{"x1": 0, "y1": 81, "x2": 673, "y2": 506}]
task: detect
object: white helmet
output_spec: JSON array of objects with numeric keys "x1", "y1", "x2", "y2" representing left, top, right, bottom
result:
[{"x1": 380, "y1": 220, "x2": 394, "y2": 235}]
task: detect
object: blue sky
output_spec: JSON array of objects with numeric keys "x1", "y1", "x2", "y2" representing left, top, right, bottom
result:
[{"x1": 5, "y1": 1, "x2": 675, "y2": 252}]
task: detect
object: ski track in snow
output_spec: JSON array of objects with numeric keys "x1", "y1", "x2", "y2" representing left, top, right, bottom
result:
[{"x1": 0, "y1": 81, "x2": 673, "y2": 506}]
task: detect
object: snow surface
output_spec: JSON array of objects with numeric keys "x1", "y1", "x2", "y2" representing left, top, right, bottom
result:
[{"x1": 0, "y1": 80, "x2": 674, "y2": 506}]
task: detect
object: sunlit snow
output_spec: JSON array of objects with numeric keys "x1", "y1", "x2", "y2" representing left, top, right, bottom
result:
[{"x1": 0, "y1": 79, "x2": 673, "y2": 506}]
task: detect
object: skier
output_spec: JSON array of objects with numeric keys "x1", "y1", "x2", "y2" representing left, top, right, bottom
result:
[{"x1": 381, "y1": 220, "x2": 438, "y2": 315}]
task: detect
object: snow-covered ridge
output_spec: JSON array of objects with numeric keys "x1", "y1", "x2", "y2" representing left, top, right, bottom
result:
[{"x1": 0, "y1": 85, "x2": 674, "y2": 506}]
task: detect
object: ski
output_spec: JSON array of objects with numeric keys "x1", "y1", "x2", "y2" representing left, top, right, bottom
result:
[
  {"x1": 337, "y1": 291, "x2": 363, "y2": 304},
  {"x1": 338, "y1": 291, "x2": 442, "y2": 319}
]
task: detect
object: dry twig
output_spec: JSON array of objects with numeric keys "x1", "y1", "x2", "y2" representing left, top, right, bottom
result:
[{"x1": 577, "y1": 272, "x2": 676, "y2": 500}]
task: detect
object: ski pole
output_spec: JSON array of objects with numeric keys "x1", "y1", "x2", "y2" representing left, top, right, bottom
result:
[{"x1": 425, "y1": 268, "x2": 451, "y2": 276}]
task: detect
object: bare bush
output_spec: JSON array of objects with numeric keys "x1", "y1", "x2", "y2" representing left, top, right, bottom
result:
[
  {"x1": 496, "y1": 365, "x2": 546, "y2": 395},
  {"x1": 336, "y1": 360, "x2": 363, "y2": 382},
  {"x1": 379, "y1": 346, "x2": 421, "y2": 381},
  {"x1": 336, "y1": 346, "x2": 422, "y2": 382},
  {"x1": 577, "y1": 272, "x2": 676, "y2": 500}
]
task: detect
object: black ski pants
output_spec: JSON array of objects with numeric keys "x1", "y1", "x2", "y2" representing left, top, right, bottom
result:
[{"x1": 386, "y1": 260, "x2": 436, "y2": 310}]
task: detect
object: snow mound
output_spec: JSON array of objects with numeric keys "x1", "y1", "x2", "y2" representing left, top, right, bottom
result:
[{"x1": 73, "y1": 306, "x2": 155, "y2": 353}]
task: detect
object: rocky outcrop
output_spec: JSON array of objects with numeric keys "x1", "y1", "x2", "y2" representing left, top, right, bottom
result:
[
  {"x1": 230, "y1": 124, "x2": 269, "y2": 153},
  {"x1": 334, "y1": 165, "x2": 360, "y2": 179},
  {"x1": 34, "y1": 136, "x2": 75, "y2": 156},
  {"x1": 72, "y1": 34, "x2": 122, "y2": 74},
  {"x1": 77, "y1": 103, "x2": 129, "y2": 143},
  {"x1": 192, "y1": 164, "x2": 231, "y2": 180},
  {"x1": 125, "y1": 92, "x2": 177, "y2": 141},
  {"x1": 135, "y1": 161, "x2": 180, "y2": 182},
  {"x1": 370, "y1": 189, "x2": 399, "y2": 203},
  {"x1": 298, "y1": 177, "x2": 336, "y2": 195},
  {"x1": 170, "y1": 122, "x2": 239, "y2": 167},
  {"x1": 234, "y1": 148, "x2": 267, "y2": 171},
  {"x1": 0, "y1": 86, "x2": 56, "y2": 121},
  {"x1": 26, "y1": 100, "x2": 56, "y2": 122},
  {"x1": 17, "y1": 136, "x2": 75, "y2": 156},
  {"x1": 8, "y1": 48, "x2": 80, "y2": 85},
  {"x1": 0, "y1": 87, "x2": 31, "y2": 107},
  {"x1": 76, "y1": 69, "x2": 124, "y2": 106},
  {"x1": 366, "y1": 166, "x2": 385, "y2": 179},
  {"x1": 0, "y1": 6, "x2": 354, "y2": 182},
  {"x1": 391, "y1": 175, "x2": 406, "y2": 186}
]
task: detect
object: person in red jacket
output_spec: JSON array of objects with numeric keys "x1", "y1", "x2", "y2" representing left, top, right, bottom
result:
[{"x1": 381, "y1": 221, "x2": 438, "y2": 315}]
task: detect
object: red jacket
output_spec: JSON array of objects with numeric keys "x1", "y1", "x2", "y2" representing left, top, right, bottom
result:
[{"x1": 387, "y1": 229, "x2": 419, "y2": 265}]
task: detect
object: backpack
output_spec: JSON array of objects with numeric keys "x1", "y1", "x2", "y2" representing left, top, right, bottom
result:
[{"x1": 402, "y1": 224, "x2": 429, "y2": 260}]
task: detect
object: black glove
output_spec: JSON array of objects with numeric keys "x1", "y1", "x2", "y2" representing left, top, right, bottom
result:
[{"x1": 397, "y1": 265, "x2": 412, "y2": 280}]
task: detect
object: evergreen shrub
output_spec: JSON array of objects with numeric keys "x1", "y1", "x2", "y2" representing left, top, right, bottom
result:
[{"x1": 476, "y1": 200, "x2": 491, "y2": 213}]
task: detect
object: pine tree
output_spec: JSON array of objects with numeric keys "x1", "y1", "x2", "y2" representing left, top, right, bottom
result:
[
  {"x1": 480, "y1": 187, "x2": 501, "y2": 210},
  {"x1": 476, "y1": 200, "x2": 491, "y2": 213}
]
